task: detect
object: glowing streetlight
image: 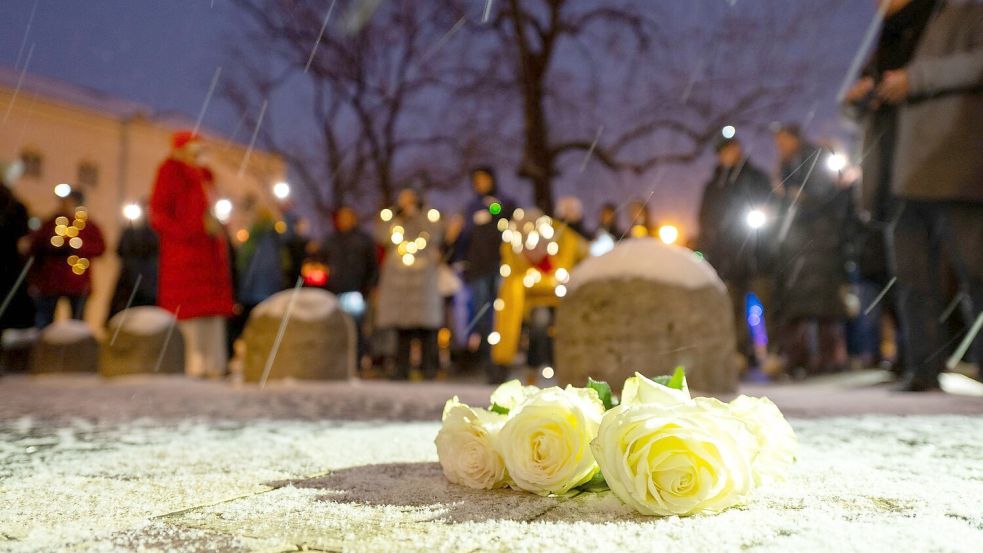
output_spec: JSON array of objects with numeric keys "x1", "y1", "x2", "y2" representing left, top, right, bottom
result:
[
  {"x1": 214, "y1": 198, "x2": 233, "y2": 223},
  {"x1": 658, "y1": 224, "x2": 679, "y2": 245},
  {"x1": 272, "y1": 181, "x2": 291, "y2": 200},
  {"x1": 826, "y1": 152, "x2": 847, "y2": 173},
  {"x1": 721, "y1": 125, "x2": 736, "y2": 139},
  {"x1": 54, "y1": 183, "x2": 72, "y2": 198},
  {"x1": 122, "y1": 203, "x2": 143, "y2": 222},
  {"x1": 746, "y1": 208, "x2": 767, "y2": 230}
]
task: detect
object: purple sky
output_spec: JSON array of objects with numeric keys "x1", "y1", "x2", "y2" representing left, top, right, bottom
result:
[{"x1": 1, "y1": 0, "x2": 874, "y2": 234}]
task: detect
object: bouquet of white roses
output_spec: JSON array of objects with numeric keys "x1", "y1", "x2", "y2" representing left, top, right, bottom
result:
[{"x1": 434, "y1": 368, "x2": 797, "y2": 517}]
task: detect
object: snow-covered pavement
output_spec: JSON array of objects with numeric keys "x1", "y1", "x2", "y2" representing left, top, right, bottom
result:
[{"x1": 1, "y1": 374, "x2": 981, "y2": 552}]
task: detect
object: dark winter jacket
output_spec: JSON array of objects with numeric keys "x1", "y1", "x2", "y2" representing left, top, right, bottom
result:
[
  {"x1": 891, "y1": 1, "x2": 983, "y2": 204},
  {"x1": 0, "y1": 185, "x2": 34, "y2": 329},
  {"x1": 316, "y1": 228, "x2": 378, "y2": 296},
  {"x1": 237, "y1": 219, "x2": 288, "y2": 307},
  {"x1": 454, "y1": 191, "x2": 516, "y2": 282},
  {"x1": 109, "y1": 223, "x2": 159, "y2": 319},
  {"x1": 697, "y1": 160, "x2": 775, "y2": 282},
  {"x1": 848, "y1": 0, "x2": 937, "y2": 280},
  {"x1": 775, "y1": 145, "x2": 852, "y2": 321}
]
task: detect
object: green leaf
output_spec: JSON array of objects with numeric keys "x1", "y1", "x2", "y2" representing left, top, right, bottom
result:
[
  {"x1": 578, "y1": 471, "x2": 609, "y2": 492},
  {"x1": 650, "y1": 367, "x2": 686, "y2": 390},
  {"x1": 490, "y1": 403, "x2": 510, "y2": 416},
  {"x1": 666, "y1": 366, "x2": 686, "y2": 390},
  {"x1": 587, "y1": 378, "x2": 615, "y2": 410}
]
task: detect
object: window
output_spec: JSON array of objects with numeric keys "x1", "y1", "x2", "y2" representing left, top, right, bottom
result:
[
  {"x1": 78, "y1": 161, "x2": 99, "y2": 187},
  {"x1": 20, "y1": 149, "x2": 42, "y2": 178}
]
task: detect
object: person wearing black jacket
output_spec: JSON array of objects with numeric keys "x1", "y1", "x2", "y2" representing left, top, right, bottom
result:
[
  {"x1": 772, "y1": 125, "x2": 853, "y2": 376},
  {"x1": 697, "y1": 136, "x2": 776, "y2": 368},
  {"x1": 451, "y1": 167, "x2": 515, "y2": 378},
  {"x1": 0, "y1": 166, "x2": 35, "y2": 370},
  {"x1": 316, "y1": 206, "x2": 379, "y2": 366},
  {"x1": 109, "y1": 203, "x2": 159, "y2": 319}
]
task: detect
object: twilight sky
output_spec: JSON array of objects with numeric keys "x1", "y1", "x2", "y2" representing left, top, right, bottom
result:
[{"x1": 0, "y1": 0, "x2": 875, "y2": 234}]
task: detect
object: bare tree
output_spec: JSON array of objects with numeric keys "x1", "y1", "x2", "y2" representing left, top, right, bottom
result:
[
  {"x1": 223, "y1": 0, "x2": 477, "y2": 212},
  {"x1": 456, "y1": 0, "x2": 848, "y2": 213}
]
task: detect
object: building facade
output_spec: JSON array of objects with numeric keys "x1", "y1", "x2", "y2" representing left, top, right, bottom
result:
[{"x1": 1, "y1": 67, "x2": 286, "y2": 331}]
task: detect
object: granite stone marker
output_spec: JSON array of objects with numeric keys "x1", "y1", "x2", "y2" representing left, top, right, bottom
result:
[
  {"x1": 242, "y1": 288, "x2": 356, "y2": 382},
  {"x1": 101, "y1": 306, "x2": 184, "y2": 376},
  {"x1": 555, "y1": 239, "x2": 739, "y2": 394},
  {"x1": 32, "y1": 320, "x2": 100, "y2": 374}
]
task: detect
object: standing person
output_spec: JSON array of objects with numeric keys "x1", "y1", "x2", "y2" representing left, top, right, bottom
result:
[
  {"x1": 627, "y1": 198, "x2": 655, "y2": 238},
  {"x1": 0, "y1": 163, "x2": 35, "y2": 369},
  {"x1": 150, "y1": 131, "x2": 235, "y2": 378},
  {"x1": 772, "y1": 124, "x2": 852, "y2": 376},
  {"x1": 236, "y1": 206, "x2": 288, "y2": 313},
  {"x1": 28, "y1": 190, "x2": 106, "y2": 328},
  {"x1": 376, "y1": 189, "x2": 444, "y2": 380},
  {"x1": 316, "y1": 206, "x2": 378, "y2": 369},
  {"x1": 451, "y1": 167, "x2": 515, "y2": 378},
  {"x1": 864, "y1": 2, "x2": 982, "y2": 390},
  {"x1": 697, "y1": 136, "x2": 776, "y2": 370},
  {"x1": 593, "y1": 202, "x2": 623, "y2": 240},
  {"x1": 844, "y1": 0, "x2": 939, "y2": 374},
  {"x1": 109, "y1": 201, "x2": 158, "y2": 319}
]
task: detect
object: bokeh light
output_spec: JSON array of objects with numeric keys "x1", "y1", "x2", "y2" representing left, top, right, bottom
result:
[
  {"x1": 657, "y1": 224, "x2": 679, "y2": 245},
  {"x1": 272, "y1": 181, "x2": 291, "y2": 200},
  {"x1": 54, "y1": 183, "x2": 72, "y2": 198}
]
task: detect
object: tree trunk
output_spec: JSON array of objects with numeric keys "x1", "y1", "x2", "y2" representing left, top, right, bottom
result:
[{"x1": 517, "y1": 55, "x2": 554, "y2": 215}]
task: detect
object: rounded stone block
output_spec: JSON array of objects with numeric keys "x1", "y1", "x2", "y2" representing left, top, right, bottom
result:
[
  {"x1": 32, "y1": 320, "x2": 100, "y2": 374},
  {"x1": 242, "y1": 288, "x2": 356, "y2": 383},
  {"x1": 100, "y1": 306, "x2": 184, "y2": 376},
  {"x1": 554, "y1": 239, "x2": 739, "y2": 394}
]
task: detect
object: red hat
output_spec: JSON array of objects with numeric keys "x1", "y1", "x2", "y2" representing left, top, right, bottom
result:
[{"x1": 171, "y1": 130, "x2": 200, "y2": 150}]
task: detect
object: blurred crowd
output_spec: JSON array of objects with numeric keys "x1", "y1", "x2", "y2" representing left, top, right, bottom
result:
[{"x1": 1, "y1": 0, "x2": 979, "y2": 391}]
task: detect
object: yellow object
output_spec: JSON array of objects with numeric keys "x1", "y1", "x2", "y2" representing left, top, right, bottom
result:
[{"x1": 491, "y1": 222, "x2": 588, "y2": 366}]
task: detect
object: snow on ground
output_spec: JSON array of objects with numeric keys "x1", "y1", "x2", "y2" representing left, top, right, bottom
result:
[
  {"x1": 1, "y1": 374, "x2": 982, "y2": 552},
  {"x1": 568, "y1": 238, "x2": 725, "y2": 292},
  {"x1": 0, "y1": 414, "x2": 981, "y2": 552}
]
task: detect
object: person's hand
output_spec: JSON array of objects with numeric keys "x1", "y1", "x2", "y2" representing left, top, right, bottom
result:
[
  {"x1": 877, "y1": 69, "x2": 909, "y2": 104},
  {"x1": 203, "y1": 213, "x2": 222, "y2": 236},
  {"x1": 844, "y1": 76, "x2": 875, "y2": 103}
]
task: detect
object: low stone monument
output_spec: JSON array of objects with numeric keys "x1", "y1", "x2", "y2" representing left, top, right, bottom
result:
[
  {"x1": 555, "y1": 238, "x2": 739, "y2": 394},
  {"x1": 0, "y1": 328, "x2": 37, "y2": 373},
  {"x1": 241, "y1": 288, "x2": 355, "y2": 383},
  {"x1": 32, "y1": 320, "x2": 100, "y2": 374},
  {"x1": 101, "y1": 306, "x2": 184, "y2": 376}
]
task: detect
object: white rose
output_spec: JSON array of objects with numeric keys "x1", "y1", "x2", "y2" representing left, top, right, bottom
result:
[
  {"x1": 489, "y1": 379, "x2": 540, "y2": 412},
  {"x1": 727, "y1": 395, "x2": 797, "y2": 485},
  {"x1": 620, "y1": 372, "x2": 692, "y2": 408},
  {"x1": 435, "y1": 397, "x2": 509, "y2": 490},
  {"x1": 499, "y1": 386, "x2": 605, "y2": 495},
  {"x1": 591, "y1": 401, "x2": 754, "y2": 516}
]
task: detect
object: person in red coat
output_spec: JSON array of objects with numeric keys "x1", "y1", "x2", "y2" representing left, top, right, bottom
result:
[
  {"x1": 28, "y1": 189, "x2": 106, "y2": 328},
  {"x1": 150, "y1": 131, "x2": 234, "y2": 378}
]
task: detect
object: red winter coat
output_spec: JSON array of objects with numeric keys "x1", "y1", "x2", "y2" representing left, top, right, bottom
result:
[
  {"x1": 150, "y1": 158, "x2": 234, "y2": 320},
  {"x1": 28, "y1": 213, "x2": 106, "y2": 297}
]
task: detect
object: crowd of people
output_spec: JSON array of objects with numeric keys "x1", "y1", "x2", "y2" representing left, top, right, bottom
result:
[{"x1": 0, "y1": 0, "x2": 979, "y2": 392}]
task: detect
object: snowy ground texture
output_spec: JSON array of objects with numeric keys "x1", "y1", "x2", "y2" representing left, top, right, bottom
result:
[{"x1": 1, "y1": 375, "x2": 982, "y2": 552}]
